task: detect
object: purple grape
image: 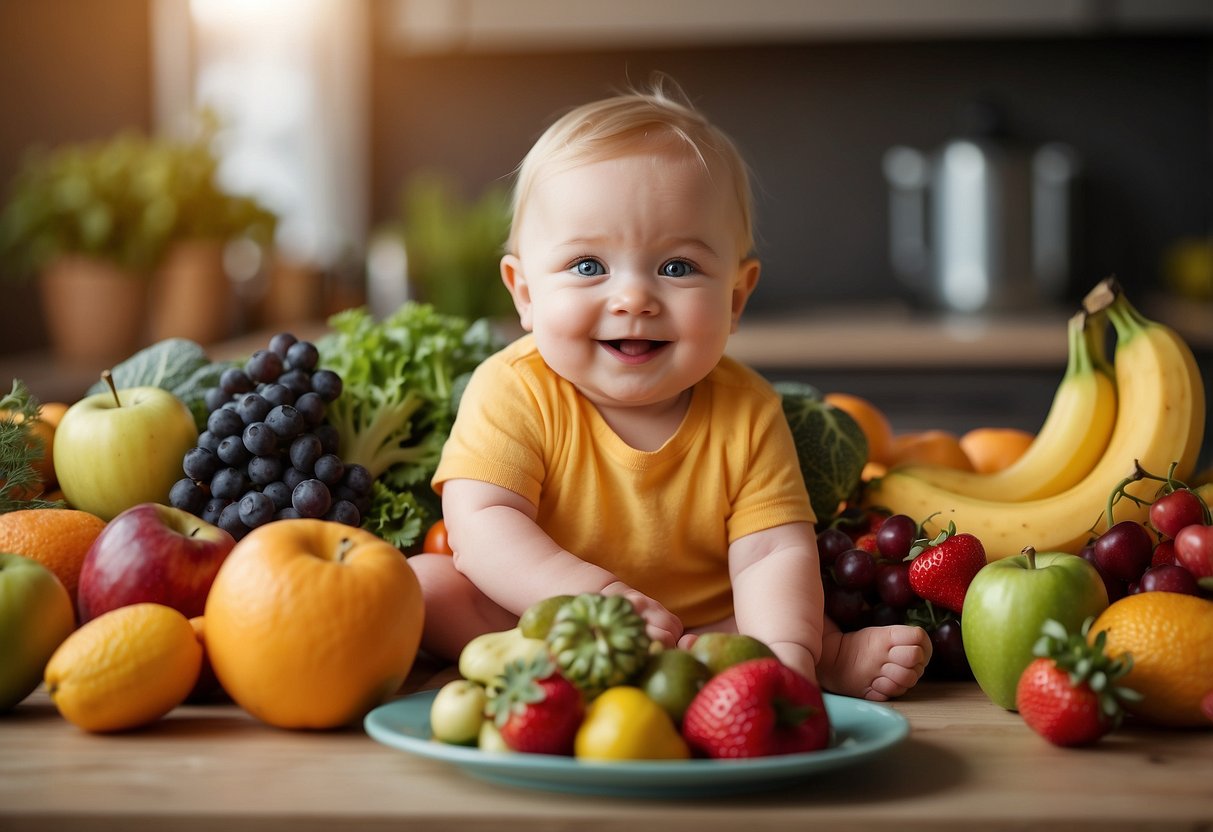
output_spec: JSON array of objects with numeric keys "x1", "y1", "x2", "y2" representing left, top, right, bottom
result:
[
  {"x1": 927, "y1": 619, "x2": 972, "y2": 680},
  {"x1": 266, "y1": 404, "x2": 306, "y2": 439},
  {"x1": 202, "y1": 497, "x2": 230, "y2": 526},
  {"x1": 196, "y1": 430, "x2": 221, "y2": 453},
  {"x1": 206, "y1": 408, "x2": 244, "y2": 439},
  {"x1": 283, "y1": 466, "x2": 308, "y2": 492},
  {"x1": 275, "y1": 506, "x2": 303, "y2": 521},
  {"x1": 876, "y1": 562, "x2": 915, "y2": 608},
  {"x1": 236, "y1": 392, "x2": 272, "y2": 425},
  {"x1": 311, "y1": 369, "x2": 343, "y2": 402},
  {"x1": 183, "y1": 446, "x2": 221, "y2": 481},
  {"x1": 342, "y1": 463, "x2": 373, "y2": 496},
  {"x1": 211, "y1": 467, "x2": 248, "y2": 501},
  {"x1": 876, "y1": 514, "x2": 918, "y2": 560},
  {"x1": 816, "y1": 527, "x2": 853, "y2": 567},
  {"x1": 824, "y1": 584, "x2": 866, "y2": 629},
  {"x1": 1139, "y1": 564, "x2": 1200, "y2": 595},
  {"x1": 217, "y1": 502, "x2": 250, "y2": 540},
  {"x1": 247, "y1": 454, "x2": 283, "y2": 486},
  {"x1": 245, "y1": 349, "x2": 285, "y2": 384},
  {"x1": 1094, "y1": 521, "x2": 1154, "y2": 582},
  {"x1": 242, "y1": 422, "x2": 278, "y2": 457},
  {"x1": 285, "y1": 340, "x2": 319, "y2": 372},
  {"x1": 292, "y1": 478, "x2": 332, "y2": 518},
  {"x1": 294, "y1": 392, "x2": 326, "y2": 427},
  {"x1": 204, "y1": 387, "x2": 230, "y2": 413},
  {"x1": 289, "y1": 434, "x2": 323, "y2": 473},
  {"x1": 262, "y1": 481, "x2": 293, "y2": 511},
  {"x1": 279, "y1": 370, "x2": 313, "y2": 398},
  {"x1": 313, "y1": 453, "x2": 345, "y2": 486},
  {"x1": 170, "y1": 477, "x2": 207, "y2": 515},
  {"x1": 220, "y1": 367, "x2": 254, "y2": 396},
  {"x1": 217, "y1": 434, "x2": 251, "y2": 467},
  {"x1": 269, "y1": 332, "x2": 298, "y2": 358},
  {"x1": 324, "y1": 499, "x2": 360, "y2": 527},
  {"x1": 834, "y1": 548, "x2": 877, "y2": 590},
  {"x1": 238, "y1": 490, "x2": 275, "y2": 528},
  {"x1": 259, "y1": 382, "x2": 293, "y2": 409},
  {"x1": 315, "y1": 424, "x2": 340, "y2": 455}
]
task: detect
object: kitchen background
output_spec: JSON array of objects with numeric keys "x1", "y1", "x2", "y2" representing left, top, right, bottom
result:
[{"x1": 1, "y1": 0, "x2": 1211, "y2": 440}]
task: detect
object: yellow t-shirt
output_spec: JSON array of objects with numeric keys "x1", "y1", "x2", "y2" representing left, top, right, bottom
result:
[{"x1": 432, "y1": 335, "x2": 815, "y2": 627}]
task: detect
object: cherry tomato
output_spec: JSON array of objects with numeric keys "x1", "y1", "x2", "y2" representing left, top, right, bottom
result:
[
  {"x1": 423, "y1": 518, "x2": 454, "y2": 555},
  {"x1": 1149, "y1": 489, "x2": 1206, "y2": 539}
]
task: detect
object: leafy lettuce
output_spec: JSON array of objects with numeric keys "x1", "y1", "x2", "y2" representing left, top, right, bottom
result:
[{"x1": 317, "y1": 303, "x2": 500, "y2": 548}]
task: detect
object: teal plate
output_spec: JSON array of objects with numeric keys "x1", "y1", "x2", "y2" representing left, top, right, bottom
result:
[{"x1": 364, "y1": 689, "x2": 909, "y2": 798}]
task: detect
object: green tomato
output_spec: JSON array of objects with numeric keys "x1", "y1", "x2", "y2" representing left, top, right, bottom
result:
[
  {"x1": 961, "y1": 549, "x2": 1109, "y2": 711},
  {"x1": 429, "y1": 679, "x2": 487, "y2": 745}
]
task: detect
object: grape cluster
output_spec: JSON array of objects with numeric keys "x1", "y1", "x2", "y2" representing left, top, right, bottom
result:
[
  {"x1": 169, "y1": 332, "x2": 372, "y2": 540},
  {"x1": 817, "y1": 511, "x2": 972, "y2": 680}
]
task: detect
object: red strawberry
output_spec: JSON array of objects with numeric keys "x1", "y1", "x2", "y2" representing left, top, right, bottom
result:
[
  {"x1": 906, "y1": 521, "x2": 986, "y2": 613},
  {"x1": 1015, "y1": 617, "x2": 1139, "y2": 747},
  {"x1": 853, "y1": 532, "x2": 880, "y2": 554},
  {"x1": 681, "y1": 658, "x2": 830, "y2": 759},
  {"x1": 485, "y1": 655, "x2": 584, "y2": 755}
]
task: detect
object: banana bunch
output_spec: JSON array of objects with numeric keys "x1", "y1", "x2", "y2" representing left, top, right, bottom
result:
[{"x1": 864, "y1": 278, "x2": 1206, "y2": 560}]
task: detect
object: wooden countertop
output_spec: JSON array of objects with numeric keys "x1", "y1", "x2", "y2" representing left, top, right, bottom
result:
[{"x1": 3, "y1": 664, "x2": 1211, "y2": 831}]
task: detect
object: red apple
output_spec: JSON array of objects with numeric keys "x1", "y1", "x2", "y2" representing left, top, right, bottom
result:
[{"x1": 77, "y1": 503, "x2": 237, "y2": 623}]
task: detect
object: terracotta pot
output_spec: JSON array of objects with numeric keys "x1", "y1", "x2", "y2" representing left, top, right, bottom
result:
[
  {"x1": 148, "y1": 240, "x2": 232, "y2": 345},
  {"x1": 39, "y1": 255, "x2": 149, "y2": 364}
]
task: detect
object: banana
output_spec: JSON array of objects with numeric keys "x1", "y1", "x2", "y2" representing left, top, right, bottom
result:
[
  {"x1": 864, "y1": 279, "x2": 1206, "y2": 560},
  {"x1": 894, "y1": 310, "x2": 1116, "y2": 501}
]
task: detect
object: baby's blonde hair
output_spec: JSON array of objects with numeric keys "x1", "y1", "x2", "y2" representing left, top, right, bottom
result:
[{"x1": 506, "y1": 81, "x2": 755, "y2": 257}]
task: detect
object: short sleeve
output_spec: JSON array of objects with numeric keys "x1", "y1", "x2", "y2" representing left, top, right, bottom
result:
[{"x1": 726, "y1": 395, "x2": 816, "y2": 541}]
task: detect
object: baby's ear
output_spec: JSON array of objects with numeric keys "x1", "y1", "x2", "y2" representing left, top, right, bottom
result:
[
  {"x1": 730, "y1": 258, "x2": 761, "y2": 332},
  {"x1": 501, "y1": 254, "x2": 534, "y2": 331}
]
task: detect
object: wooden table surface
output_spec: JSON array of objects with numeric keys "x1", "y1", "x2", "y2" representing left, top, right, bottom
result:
[{"x1": 2, "y1": 662, "x2": 1211, "y2": 832}]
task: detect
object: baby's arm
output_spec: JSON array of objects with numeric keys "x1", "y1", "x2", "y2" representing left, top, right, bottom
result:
[
  {"x1": 442, "y1": 477, "x2": 683, "y2": 646},
  {"x1": 728, "y1": 521, "x2": 824, "y2": 683}
]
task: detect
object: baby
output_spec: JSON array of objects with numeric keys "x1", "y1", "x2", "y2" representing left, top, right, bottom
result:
[{"x1": 409, "y1": 83, "x2": 931, "y2": 701}]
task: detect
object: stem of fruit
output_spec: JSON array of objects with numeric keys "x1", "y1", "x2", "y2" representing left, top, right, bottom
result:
[
  {"x1": 335, "y1": 536, "x2": 355, "y2": 563},
  {"x1": 101, "y1": 370, "x2": 122, "y2": 407},
  {"x1": 1021, "y1": 546, "x2": 1037, "y2": 569}
]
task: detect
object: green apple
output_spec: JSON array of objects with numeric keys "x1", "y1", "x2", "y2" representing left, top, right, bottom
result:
[
  {"x1": 53, "y1": 374, "x2": 197, "y2": 521},
  {"x1": 961, "y1": 548, "x2": 1109, "y2": 711},
  {"x1": 0, "y1": 552, "x2": 76, "y2": 711}
]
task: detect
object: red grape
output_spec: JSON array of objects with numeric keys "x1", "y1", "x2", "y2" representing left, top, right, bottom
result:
[
  {"x1": 1139, "y1": 564, "x2": 1200, "y2": 596},
  {"x1": 835, "y1": 548, "x2": 877, "y2": 590},
  {"x1": 876, "y1": 514, "x2": 918, "y2": 560},
  {"x1": 876, "y1": 562, "x2": 915, "y2": 608},
  {"x1": 1093, "y1": 520, "x2": 1154, "y2": 582},
  {"x1": 1149, "y1": 489, "x2": 1206, "y2": 539},
  {"x1": 816, "y1": 527, "x2": 853, "y2": 567}
]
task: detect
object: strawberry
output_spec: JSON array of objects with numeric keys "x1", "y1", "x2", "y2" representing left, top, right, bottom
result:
[
  {"x1": 1015, "y1": 617, "x2": 1140, "y2": 747},
  {"x1": 485, "y1": 654, "x2": 584, "y2": 755},
  {"x1": 905, "y1": 521, "x2": 986, "y2": 613},
  {"x1": 681, "y1": 658, "x2": 830, "y2": 759}
]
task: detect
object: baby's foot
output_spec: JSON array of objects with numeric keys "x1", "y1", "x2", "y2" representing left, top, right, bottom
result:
[{"x1": 817, "y1": 625, "x2": 932, "y2": 701}]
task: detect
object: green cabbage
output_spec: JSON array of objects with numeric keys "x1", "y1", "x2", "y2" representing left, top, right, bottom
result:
[{"x1": 774, "y1": 381, "x2": 868, "y2": 525}]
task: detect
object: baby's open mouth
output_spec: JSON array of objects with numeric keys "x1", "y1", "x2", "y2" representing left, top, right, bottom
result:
[{"x1": 601, "y1": 339, "x2": 670, "y2": 358}]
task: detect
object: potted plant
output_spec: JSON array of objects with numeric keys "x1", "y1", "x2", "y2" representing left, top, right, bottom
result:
[
  {"x1": 0, "y1": 118, "x2": 276, "y2": 362},
  {"x1": 378, "y1": 173, "x2": 514, "y2": 321}
]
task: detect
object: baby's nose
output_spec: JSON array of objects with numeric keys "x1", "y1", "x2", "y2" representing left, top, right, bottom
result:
[{"x1": 608, "y1": 274, "x2": 660, "y2": 316}]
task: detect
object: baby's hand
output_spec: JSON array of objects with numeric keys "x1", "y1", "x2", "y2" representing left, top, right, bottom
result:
[{"x1": 601, "y1": 582, "x2": 683, "y2": 648}]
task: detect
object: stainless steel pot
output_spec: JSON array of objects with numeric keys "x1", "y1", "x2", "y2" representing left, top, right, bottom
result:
[{"x1": 883, "y1": 109, "x2": 1079, "y2": 313}]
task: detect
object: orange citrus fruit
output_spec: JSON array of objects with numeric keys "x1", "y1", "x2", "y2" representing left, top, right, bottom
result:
[
  {"x1": 37, "y1": 402, "x2": 70, "y2": 429},
  {"x1": 1090, "y1": 592, "x2": 1213, "y2": 727},
  {"x1": 960, "y1": 427, "x2": 1035, "y2": 474},
  {"x1": 44, "y1": 602, "x2": 202, "y2": 732},
  {"x1": 0, "y1": 508, "x2": 106, "y2": 603},
  {"x1": 204, "y1": 519, "x2": 425, "y2": 729},
  {"x1": 0, "y1": 409, "x2": 57, "y2": 494},
  {"x1": 889, "y1": 430, "x2": 975, "y2": 471},
  {"x1": 824, "y1": 392, "x2": 894, "y2": 466}
]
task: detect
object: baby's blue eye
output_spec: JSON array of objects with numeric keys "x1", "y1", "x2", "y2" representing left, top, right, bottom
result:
[
  {"x1": 661, "y1": 260, "x2": 695, "y2": 278},
  {"x1": 573, "y1": 259, "x2": 605, "y2": 277}
]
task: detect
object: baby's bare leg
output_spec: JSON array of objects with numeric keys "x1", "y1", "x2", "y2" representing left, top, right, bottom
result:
[
  {"x1": 410, "y1": 553, "x2": 518, "y2": 662},
  {"x1": 817, "y1": 619, "x2": 932, "y2": 701}
]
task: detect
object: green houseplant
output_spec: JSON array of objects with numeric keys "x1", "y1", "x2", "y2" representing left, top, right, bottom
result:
[
  {"x1": 0, "y1": 120, "x2": 277, "y2": 360},
  {"x1": 380, "y1": 173, "x2": 514, "y2": 321}
]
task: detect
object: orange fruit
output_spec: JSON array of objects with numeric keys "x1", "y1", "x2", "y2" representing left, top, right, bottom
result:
[
  {"x1": 37, "y1": 402, "x2": 70, "y2": 429},
  {"x1": 44, "y1": 602, "x2": 202, "y2": 732},
  {"x1": 889, "y1": 430, "x2": 975, "y2": 471},
  {"x1": 959, "y1": 427, "x2": 1035, "y2": 474},
  {"x1": 1090, "y1": 592, "x2": 1213, "y2": 727},
  {"x1": 204, "y1": 519, "x2": 425, "y2": 729},
  {"x1": 186, "y1": 615, "x2": 224, "y2": 703},
  {"x1": 824, "y1": 393, "x2": 894, "y2": 466},
  {"x1": 423, "y1": 518, "x2": 454, "y2": 555},
  {"x1": 0, "y1": 508, "x2": 106, "y2": 603}
]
